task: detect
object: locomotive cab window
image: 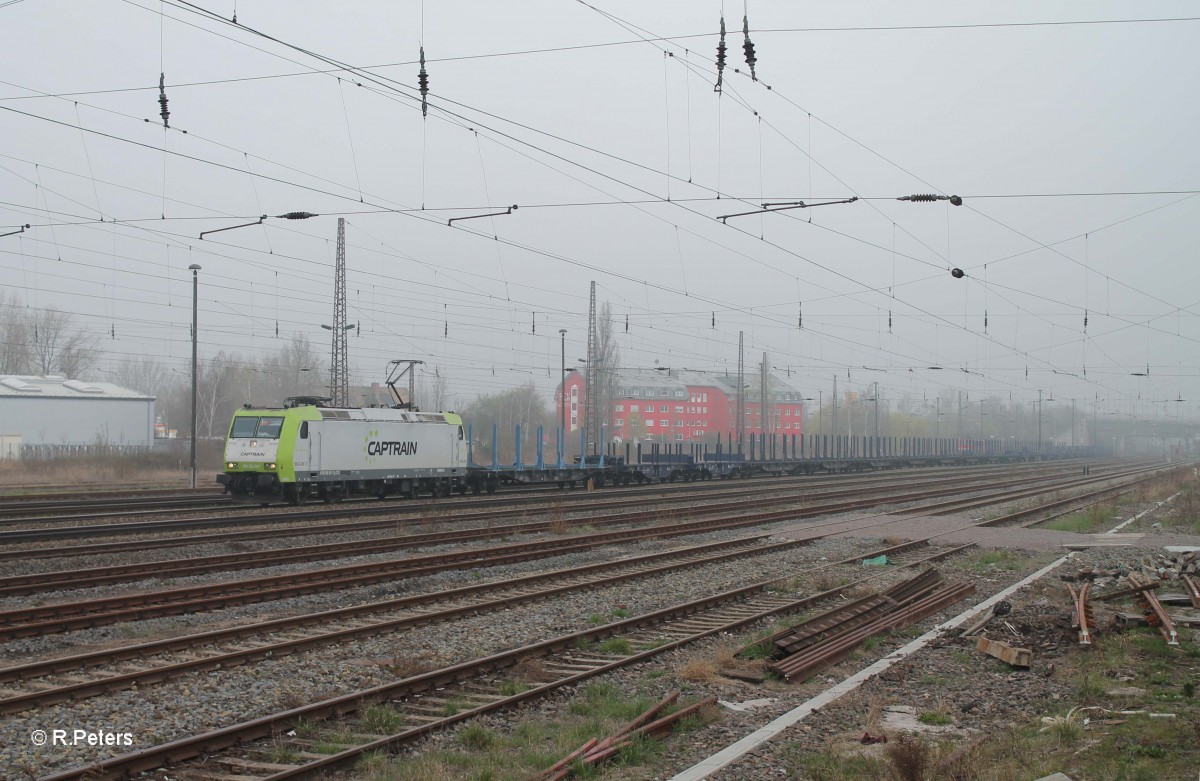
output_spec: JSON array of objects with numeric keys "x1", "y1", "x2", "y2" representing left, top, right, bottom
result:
[
  {"x1": 457, "y1": 426, "x2": 464, "y2": 441},
  {"x1": 299, "y1": 421, "x2": 309, "y2": 439},
  {"x1": 256, "y1": 417, "x2": 285, "y2": 439},
  {"x1": 230, "y1": 417, "x2": 258, "y2": 438}
]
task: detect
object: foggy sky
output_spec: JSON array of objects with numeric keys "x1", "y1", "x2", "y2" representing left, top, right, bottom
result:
[{"x1": 1, "y1": 0, "x2": 1197, "y2": 423}]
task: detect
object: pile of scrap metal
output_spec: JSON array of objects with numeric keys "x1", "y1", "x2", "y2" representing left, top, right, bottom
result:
[
  {"x1": 1074, "y1": 548, "x2": 1200, "y2": 646},
  {"x1": 527, "y1": 691, "x2": 715, "y2": 781},
  {"x1": 1063, "y1": 548, "x2": 1198, "y2": 587},
  {"x1": 735, "y1": 568, "x2": 975, "y2": 682}
]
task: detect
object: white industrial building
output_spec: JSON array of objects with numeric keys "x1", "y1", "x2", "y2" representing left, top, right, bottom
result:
[{"x1": 0, "y1": 375, "x2": 155, "y2": 457}]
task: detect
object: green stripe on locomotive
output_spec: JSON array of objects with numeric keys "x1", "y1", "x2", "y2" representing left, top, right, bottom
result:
[{"x1": 226, "y1": 405, "x2": 322, "y2": 484}]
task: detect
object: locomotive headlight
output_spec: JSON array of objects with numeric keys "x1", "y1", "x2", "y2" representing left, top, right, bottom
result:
[
  {"x1": 250, "y1": 440, "x2": 258, "y2": 447},
  {"x1": 227, "y1": 462, "x2": 237, "y2": 469},
  {"x1": 267, "y1": 462, "x2": 277, "y2": 470}
]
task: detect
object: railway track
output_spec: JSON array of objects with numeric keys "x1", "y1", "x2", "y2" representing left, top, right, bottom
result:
[
  {"x1": 11, "y1": 463, "x2": 1188, "y2": 781},
  {"x1": 0, "y1": 463, "x2": 1165, "y2": 638},
  {"x1": 34, "y1": 539, "x2": 972, "y2": 781},
  {"x1": 0, "y1": 462, "x2": 1136, "y2": 592},
  {"x1": 0, "y1": 460, "x2": 1129, "y2": 555},
  {"x1": 0, "y1": 459, "x2": 1126, "y2": 535}
]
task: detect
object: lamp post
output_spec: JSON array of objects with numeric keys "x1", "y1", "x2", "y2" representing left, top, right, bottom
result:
[
  {"x1": 559, "y1": 328, "x2": 567, "y2": 455},
  {"x1": 1038, "y1": 390, "x2": 1043, "y2": 453},
  {"x1": 189, "y1": 263, "x2": 201, "y2": 489}
]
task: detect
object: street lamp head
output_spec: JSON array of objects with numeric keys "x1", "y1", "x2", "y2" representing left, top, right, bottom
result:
[
  {"x1": 559, "y1": 329, "x2": 567, "y2": 336},
  {"x1": 188, "y1": 263, "x2": 201, "y2": 271}
]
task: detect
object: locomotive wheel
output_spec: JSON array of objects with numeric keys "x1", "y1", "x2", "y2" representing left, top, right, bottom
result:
[
  {"x1": 472, "y1": 481, "x2": 482, "y2": 495},
  {"x1": 284, "y1": 485, "x2": 305, "y2": 506}
]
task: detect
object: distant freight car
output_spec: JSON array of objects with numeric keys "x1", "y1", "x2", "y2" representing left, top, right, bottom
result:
[{"x1": 217, "y1": 399, "x2": 468, "y2": 504}]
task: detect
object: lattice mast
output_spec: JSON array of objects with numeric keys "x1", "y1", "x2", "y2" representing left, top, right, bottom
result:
[
  {"x1": 736, "y1": 331, "x2": 745, "y2": 453},
  {"x1": 585, "y1": 281, "x2": 598, "y2": 455},
  {"x1": 330, "y1": 217, "x2": 350, "y2": 407}
]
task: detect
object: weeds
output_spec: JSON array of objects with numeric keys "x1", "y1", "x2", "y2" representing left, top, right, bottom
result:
[
  {"x1": 884, "y1": 734, "x2": 932, "y2": 781},
  {"x1": 457, "y1": 723, "x2": 495, "y2": 750},
  {"x1": 361, "y1": 704, "x2": 404, "y2": 735},
  {"x1": 497, "y1": 679, "x2": 529, "y2": 697},
  {"x1": 597, "y1": 637, "x2": 632, "y2": 654}
]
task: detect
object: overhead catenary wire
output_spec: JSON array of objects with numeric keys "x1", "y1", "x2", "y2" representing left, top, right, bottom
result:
[{"x1": 4, "y1": 4, "x2": 1190, "y2": 410}]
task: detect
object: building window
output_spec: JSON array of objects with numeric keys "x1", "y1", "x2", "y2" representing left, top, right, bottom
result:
[
  {"x1": 675, "y1": 405, "x2": 683, "y2": 413},
  {"x1": 645, "y1": 419, "x2": 655, "y2": 427},
  {"x1": 660, "y1": 420, "x2": 668, "y2": 427},
  {"x1": 675, "y1": 419, "x2": 683, "y2": 427},
  {"x1": 629, "y1": 389, "x2": 639, "y2": 396},
  {"x1": 630, "y1": 404, "x2": 639, "y2": 412},
  {"x1": 660, "y1": 389, "x2": 669, "y2": 397},
  {"x1": 675, "y1": 390, "x2": 685, "y2": 397},
  {"x1": 702, "y1": 392, "x2": 708, "y2": 402},
  {"x1": 674, "y1": 433, "x2": 684, "y2": 441},
  {"x1": 570, "y1": 387, "x2": 579, "y2": 398},
  {"x1": 615, "y1": 419, "x2": 624, "y2": 428},
  {"x1": 615, "y1": 404, "x2": 624, "y2": 412}
]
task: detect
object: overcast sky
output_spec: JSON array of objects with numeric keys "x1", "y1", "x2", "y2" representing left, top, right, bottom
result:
[{"x1": 1, "y1": 0, "x2": 1197, "y2": 422}]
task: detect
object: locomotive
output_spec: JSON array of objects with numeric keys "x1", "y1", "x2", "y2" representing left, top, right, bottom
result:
[{"x1": 217, "y1": 396, "x2": 470, "y2": 505}]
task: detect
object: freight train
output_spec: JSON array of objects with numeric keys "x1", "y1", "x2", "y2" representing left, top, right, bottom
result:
[
  {"x1": 217, "y1": 397, "x2": 472, "y2": 504},
  {"x1": 217, "y1": 397, "x2": 1085, "y2": 504}
]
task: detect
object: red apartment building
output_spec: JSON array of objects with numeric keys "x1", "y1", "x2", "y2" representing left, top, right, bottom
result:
[{"x1": 556, "y1": 367, "x2": 807, "y2": 445}]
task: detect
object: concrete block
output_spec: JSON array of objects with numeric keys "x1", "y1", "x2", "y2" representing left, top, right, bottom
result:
[{"x1": 975, "y1": 635, "x2": 1031, "y2": 667}]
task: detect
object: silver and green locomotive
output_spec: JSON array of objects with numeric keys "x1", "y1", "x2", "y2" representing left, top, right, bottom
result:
[{"x1": 217, "y1": 397, "x2": 469, "y2": 504}]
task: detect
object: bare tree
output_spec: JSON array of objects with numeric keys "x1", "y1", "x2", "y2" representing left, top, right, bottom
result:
[
  {"x1": 112, "y1": 355, "x2": 173, "y2": 396},
  {"x1": 592, "y1": 302, "x2": 621, "y2": 442},
  {"x1": 0, "y1": 291, "x2": 31, "y2": 373},
  {"x1": 429, "y1": 368, "x2": 450, "y2": 411},
  {"x1": 29, "y1": 308, "x2": 102, "y2": 378},
  {"x1": 260, "y1": 333, "x2": 324, "y2": 404},
  {"x1": 458, "y1": 382, "x2": 553, "y2": 463},
  {"x1": 197, "y1": 350, "x2": 242, "y2": 438}
]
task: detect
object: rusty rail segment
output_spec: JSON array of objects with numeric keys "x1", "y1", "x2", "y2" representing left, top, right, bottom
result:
[
  {"x1": 1182, "y1": 573, "x2": 1200, "y2": 609},
  {"x1": 737, "y1": 568, "x2": 976, "y2": 682},
  {"x1": 1068, "y1": 582, "x2": 1094, "y2": 644},
  {"x1": 1128, "y1": 572, "x2": 1179, "y2": 645}
]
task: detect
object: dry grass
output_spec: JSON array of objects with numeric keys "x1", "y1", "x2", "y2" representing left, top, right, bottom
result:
[
  {"x1": 510, "y1": 657, "x2": 546, "y2": 681},
  {"x1": 883, "y1": 734, "x2": 933, "y2": 781},
  {"x1": 864, "y1": 694, "x2": 891, "y2": 733},
  {"x1": 546, "y1": 511, "x2": 569, "y2": 535},
  {"x1": 388, "y1": 652, "x2": 440, "y2": 679},
  {"x1": 711, "y1": 643, "x2": 739, "y2": 670},
  {"x1": 677, "y1": 658, "x2": 718, "y2": 682}
]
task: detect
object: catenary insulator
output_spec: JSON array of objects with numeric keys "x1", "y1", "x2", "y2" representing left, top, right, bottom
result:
[
  {"x1": 158, "y1": 73, "x2": 170, "y2": 128},
  {"x1": 418, "y1": 47, "x2": 430, "y2": 118},
  {"x1": 277, "y1": 212, "x2": 318, "y2": 220},
  {"x1": 714, "y1": 16, "x2": 727, "y2": 92},
  {"x1": 951, "y1": 268, "x2": 965, "y2": 279},
  {"x1": 742, "y1": 15, "x2": 757, "y2": 81}
]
